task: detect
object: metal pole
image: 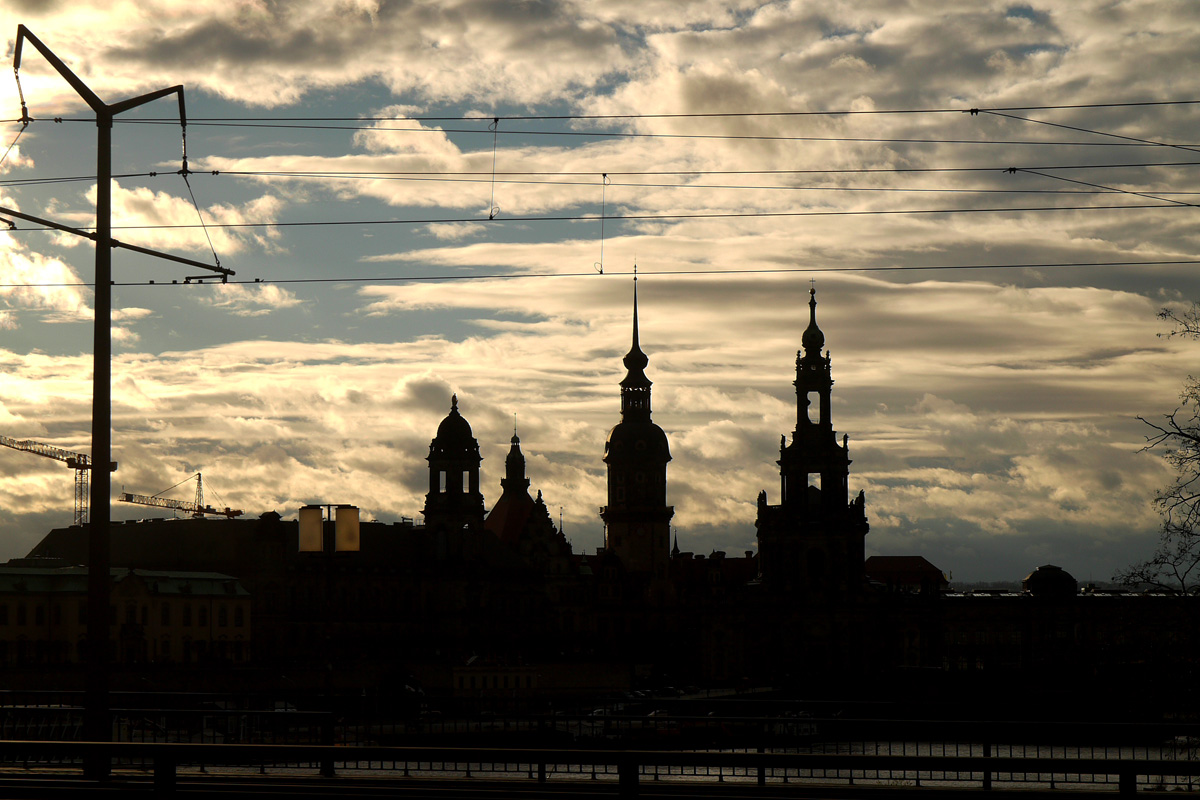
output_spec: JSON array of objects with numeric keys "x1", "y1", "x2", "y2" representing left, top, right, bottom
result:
[
  {"x1": 13, "y1": 25, "x2": 228, "y2": 783},
  {"x1": 83, "y1": 109, "x2": 113, "y2": 780}
]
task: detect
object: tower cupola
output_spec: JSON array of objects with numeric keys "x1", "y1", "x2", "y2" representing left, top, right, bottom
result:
[
  {"x1": 502, "y1": 431, "x2": 530, "y2": 493},
  {"x1": 423, "y1": 394, "x2": 485, "y2": 533},
  {"x1": 619, "y1": 279, "x2": 653, "y2": 423}
]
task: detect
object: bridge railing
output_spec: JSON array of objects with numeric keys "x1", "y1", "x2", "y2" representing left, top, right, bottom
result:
[{"x1": 0, "y1": 740, "x2": 1198, "y2": 795}]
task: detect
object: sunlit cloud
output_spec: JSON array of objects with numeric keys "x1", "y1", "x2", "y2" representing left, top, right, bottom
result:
[
  {"x1": 0, "y1": 1, "x2": 1198, "y2": 583},
  {"x1": 0, "y1": 243, "x2": 91, "y2": 322},
  {"x1": 200, "y1": 282, "x2": 302, "y2": 317}
]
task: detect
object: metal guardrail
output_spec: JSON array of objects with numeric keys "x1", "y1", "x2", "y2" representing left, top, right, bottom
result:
[{"x1": 0, "y1": 741, "x2": 1198, "y2": 796}]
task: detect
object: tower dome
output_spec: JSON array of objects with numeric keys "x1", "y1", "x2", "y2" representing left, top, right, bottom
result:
[
  {"x1": 431, "y1": 394, "x2": 476, "y2": 454},
  {"x1": 1022, "y1": 564, "x2": 1078, "y2": 599}
]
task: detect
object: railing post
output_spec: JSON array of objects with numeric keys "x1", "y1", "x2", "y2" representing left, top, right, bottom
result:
[
  {"x1": 320, "y1": 713, "x2": 335, "y2": 778},
  {"x1": 1120, "y1": 769, "x2": 1137, "y2": 795},
  {"x1": 153, "y1": 752, "x2": 176, "y2": 794},
  {"x1": 983, "y1": 741, "x2": 992, "y2": 790},
  {"x1": 758, "y1": 743, "x2": 766, "y2": 786},
  {"x1": 619, "y1": 754, "x2": 639, "y2": 797}
]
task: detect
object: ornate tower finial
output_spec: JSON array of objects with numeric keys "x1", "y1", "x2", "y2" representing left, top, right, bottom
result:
[
  {"x1": 451, "y1": 393, "x2": 459, "y2": 412},
  {"x1": 802, "y1": 286, "x2": 825, "y2": 356}
]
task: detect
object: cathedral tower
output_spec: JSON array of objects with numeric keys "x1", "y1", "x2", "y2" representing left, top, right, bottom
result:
[
  {"x1": 756, "y1": 288, "x2": 868, "y2": 599},
  {"x1": 600, "y1": 279, "x2": 673, "y2": 578},
  {"x1": 423, "y1": 394, "x2": 485, "y2": 533}
]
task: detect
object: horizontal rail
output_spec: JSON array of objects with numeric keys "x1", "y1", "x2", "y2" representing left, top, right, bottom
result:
[{"x1": 0, "y1": 740, "x2": 1197, "y2": 795}]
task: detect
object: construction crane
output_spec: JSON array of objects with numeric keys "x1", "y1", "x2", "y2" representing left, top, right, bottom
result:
[
  {"x1": 119, "y1": 472, "x2": 242, "y2": 519},
  {"x1": 0, "y1": 435, "x2": 117, "y2": 526}
]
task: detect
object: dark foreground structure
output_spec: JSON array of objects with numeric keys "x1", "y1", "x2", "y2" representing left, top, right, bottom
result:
[{"x1": 9, "y1": 288, "x2": 1198, "y2": 718}]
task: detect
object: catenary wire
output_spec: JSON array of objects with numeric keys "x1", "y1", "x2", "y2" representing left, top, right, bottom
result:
[
  {"x1": 194, "y1": 160, "x2": 1200, "y2": 175},
  {"x1": 1010, "y1": 168, "x2": 1199, "y2": 208},
  {"x1": 6, "y1": 97, "x2": 1199, "y2": 124},
  {"x1": 981, "y1": 110, "x2": 1200, "y2": 155},
  {"x1": 0, "y1": 201, "x2": 1189, "y2": 236},
  {"x1": 0, "y1": 171, "x2": 1149, "y2": 195},
  {"x1": 7, "y1": 161, "x2": 1200, "y2": 188},
  {"x1": 19, "y1": 116, "x2": 1192, "y2": 146},
  {"x1": 4, "y1": 259, "x2": 1197, "y2": 289},
  {"x1": 192, "y1": 172, "x2": 1199, "y2": 196}
]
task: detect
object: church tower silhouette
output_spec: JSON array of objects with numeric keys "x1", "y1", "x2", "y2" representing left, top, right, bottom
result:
[
  {"x1": 423, "y1": 394, "x2": 485, "y2": 534},
  {"x1": 600, "y1": 278, "x2": 673, "y2": 579},
  {"x1": 756, "y1": 288, "x2": 868, "y2": 600}
]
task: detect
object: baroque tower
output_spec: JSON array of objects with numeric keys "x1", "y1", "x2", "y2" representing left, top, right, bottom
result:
[
  {"x1": 756, "y1": 288, "x2": 868, "y2": 599},
  {"x1": 600, "y1": 279, "x2": 673, "y2": 578},
  {"x1": 423, "y1": 394, "x2": 485, "y2": 533}
]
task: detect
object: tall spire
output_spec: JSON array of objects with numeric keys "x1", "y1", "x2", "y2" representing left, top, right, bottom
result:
[
  {"x1": 623, "y1": 274, "x2": 649, "y2": 374},
  {"x1": 619, "y1": 275, "x2": 652, "y2": 421},
  {"x1": 602, "y1": 267, "x2": 674, "y2": 579}
]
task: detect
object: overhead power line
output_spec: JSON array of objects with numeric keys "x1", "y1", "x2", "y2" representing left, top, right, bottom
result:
[
  {"x1": 6, "y1": 97, "x2": 1198, "y2": 125},
  {"x1": 20, "y1": 116, "x2": 1193, "y2": 146},
  {"x1": 7, "y1": 160, "x2": 1200, "y2": 190},
  {"x1": 4, "y1": 258, "x2": 1197, "y2": 290},
  {"x1": 0, "y1": 201, "x2": 1188, "y2": 236}
]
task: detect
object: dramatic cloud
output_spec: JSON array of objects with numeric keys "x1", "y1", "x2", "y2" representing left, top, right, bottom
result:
[
  {"x1": 200, "y1": 283, "x2": 302, "y2": 317},
  {"x1": 1, "y1": 1, "x2": 1198, "y2": 582}
]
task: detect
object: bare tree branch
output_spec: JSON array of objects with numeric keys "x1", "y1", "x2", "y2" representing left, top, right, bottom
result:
[{"x1": 1118, "y1": 304, "x2": 1200, "y2": 593}]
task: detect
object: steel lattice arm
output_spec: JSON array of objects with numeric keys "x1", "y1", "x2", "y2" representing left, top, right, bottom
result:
[
  {"x1": 0, "y1": 435, "x2": 116, "y2": 525},
  {"x1": 1, "y1": 435, "x2": 89, "y2": 467},
  {"x1": 0, "y1": 436, "x2": 117, "y2": 471},
  {"x1": 119, "y1": 491, "x2": 242, "y2": 518}
]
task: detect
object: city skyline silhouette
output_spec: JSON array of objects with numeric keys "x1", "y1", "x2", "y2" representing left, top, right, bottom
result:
[{"x1": 2, "y1": 5, "x2": 1200, "y2": 584}]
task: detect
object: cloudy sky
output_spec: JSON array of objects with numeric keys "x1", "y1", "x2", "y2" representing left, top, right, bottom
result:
[{"x1": 1, "y1": 0, "x2": 1199, "y2": 582}]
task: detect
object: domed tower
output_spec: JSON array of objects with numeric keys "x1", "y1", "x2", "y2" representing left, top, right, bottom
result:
[
  {"x1": 756, "y1": 288, "x2": 868, "y2": 601},
  {"x1": 423, "y1": 394, "x2": 485, "y2": 533},
  {"x1": 600, "y1": 278, "x2": 674, "y2": 578}
]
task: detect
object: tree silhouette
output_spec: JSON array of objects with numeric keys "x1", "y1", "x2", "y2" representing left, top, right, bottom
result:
[{"x1": 1117, "y1": 303, "x2": 1200, "y2": 591}]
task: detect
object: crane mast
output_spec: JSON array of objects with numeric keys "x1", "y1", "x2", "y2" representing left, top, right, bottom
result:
[{"x1": 0, "y1": 435, "x2": 116, "y2": 525}]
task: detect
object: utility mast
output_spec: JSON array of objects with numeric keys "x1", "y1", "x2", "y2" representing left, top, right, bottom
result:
[
  {"x1": 10, "y1": 25, "x2": 234, "y2": 772},
  {"x1": 0, "y1": 436, "x2": 116, "y2": 525}
]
